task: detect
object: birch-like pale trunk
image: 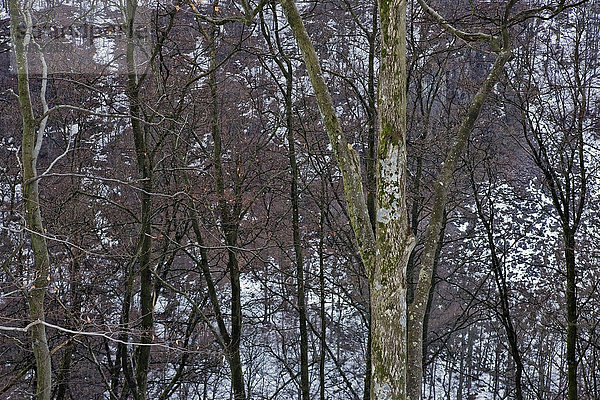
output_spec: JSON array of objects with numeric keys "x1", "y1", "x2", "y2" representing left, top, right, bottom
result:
[
  {"x1": 9, "y1": 1, "x2": 52, "y2": 398},
  {"x1": 279, "y1": 1, "x2": 415, "y2": 399}
]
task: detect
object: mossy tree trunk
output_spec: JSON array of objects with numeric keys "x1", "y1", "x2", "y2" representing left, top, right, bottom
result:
[
  {"x1": 279, "y1": 1, "x2": 415, "y2": 399},
  {"x1": 372, "y1": 2, "x2": 416, "y2": 399},
  {"x1": 9, "y1": 1, "x2": 52, "y2": 398}
]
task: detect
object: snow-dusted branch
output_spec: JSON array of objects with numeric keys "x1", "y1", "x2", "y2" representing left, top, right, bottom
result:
[{"x1": 0, "y1": 319, "x2": 192, "y2": 352}]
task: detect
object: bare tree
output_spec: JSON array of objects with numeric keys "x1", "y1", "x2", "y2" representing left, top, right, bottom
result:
[
  {"x1": 510, "y1": 6, "x2": 597, "y2": 397},
  {"x1": 9, "y1": 1, "x2": 53, "y2": 397}
]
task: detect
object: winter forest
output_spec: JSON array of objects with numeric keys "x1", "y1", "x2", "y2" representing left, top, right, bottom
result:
[{"x1": 1, "y1": 0, "x2": 599, "y2": 399}]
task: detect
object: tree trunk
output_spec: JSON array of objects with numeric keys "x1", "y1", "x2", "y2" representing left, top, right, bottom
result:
[
  {"x1": 364, "y1": 4, "x2": 378, "y2": 398},
  {"x1": 124, "y1": 1, "x2": 154, "y2": 398},
  {"x1": 470, "y1": 171, "x2": 525, "y2": 400},
  {"x1": 279, "y1": 1, "x2": 415, "y2": 399},
  {"x1": 318, "y1": 179, "x2": 326, "y2": 400},
  {"x1": 9, "y1": 1, "x2": 52, "y2": 398},
  {"x1": 53, "y1": 250, "x2": 83, "y2": 400},
  {"x1": 565, "y1": 229, "x2": 577, "y2": 400},
  {"x1": 265, "y1": 23, "x2": 311, "y2": 398},
  {"x1": 420, "y1": 212, "x2": 446, "y2": 370},
  {"x1": 284, "y1": 64, "x2": 310, "y2": 400},
  {"x1": 208, "y1": 26, "x2": 246, "y2": 400},
  {"x1": 371, "y1": 2, "x2": 416, "y2": 399},
  {"x1": 406, "y1": 46, "x2": 512, "y2": 400}
]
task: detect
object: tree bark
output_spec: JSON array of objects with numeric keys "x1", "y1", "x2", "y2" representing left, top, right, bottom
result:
[
  {"x1": 9, "y1": 1, "x2": 52, "y2": 398},
  {"x1": 279, "y1": 1, "x2": 415, "y2": 399},
  {"x1": 372, "y1": 2, "x2": 416, "y2": 399}
]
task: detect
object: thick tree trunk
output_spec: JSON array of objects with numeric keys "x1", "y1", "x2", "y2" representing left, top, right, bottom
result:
[
  {"x1": 9, "y1": 2, "x2": 52, "y2": 398},
  {"x1": 280, "y1": 1, "x2": 414, "y2": 399},
  {"x1": 372, "y1": 2, "x2": 415, "y2": 399}
]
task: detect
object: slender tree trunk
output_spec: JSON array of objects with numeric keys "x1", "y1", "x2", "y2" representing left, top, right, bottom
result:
[
  {"x1": 53, "y1": 251, "x2": 83, "y2": 400},
  {"x1": 420, "y1": 212, "x2": 446, "y2": 372},
  {"x1": 457, "y1": 351, "x2": 464, "y2": 400},
  {"x1": 365, "y1": 0, "x2": 378, "y2": 235},
  {"x1": 265, "y1": 21, "x2": 311, "y2": 397},
  {"x1": 9, "y1": 2, "x2": 52, "y2": 398},
  {"x1": 364, "y1": 4, "x2": 378, "y2": 398},
  {"x1": 208, "y1": 27, "x2": 246, "y2": 400},
  {"x1": 125, "y1": 1, "x2": 154, "y2": 397},
  {"x1": 224, "y1": 237, "x2": 245, "y2": 400},
  {"x1": 284, "y1": 63, "x2": 310, "y2": 400},
  {"x1": 489, "y1": 230, "x2": 525, "y2": 400},
  {"x1": 406, "y1": 46, "x2": 512, "y2": 400},
  {"x1": 318, "y1": 179, "x2": 327, "y2": 400},
  {"x1": 565, "y1": 229, "x2": 577, "y2": 400},
  {"x1": 115, "y1": 259, "x2": 137, "y2": 398},
  {"x1": 470, "y1": 172, "x2": 525, "y2": 400}
]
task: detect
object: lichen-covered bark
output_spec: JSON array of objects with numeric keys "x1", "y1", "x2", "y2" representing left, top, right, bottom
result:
[
  {"x1": 373, "y1": 2, "x2": 416, "y2": 399},
  {"x1": 280, "y1": 1, "x2": 414, "y2": 399},
  {"x1": 9, "y1": 1, "x2": 52, "y2": 399}
]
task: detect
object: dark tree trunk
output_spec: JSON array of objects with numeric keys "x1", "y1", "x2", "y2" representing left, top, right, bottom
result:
[
  {"x1": 208, "y1": 26, "x2": 246, "y2": 400},
  {"x1": 125, "y1": 1, "x2": 154, "y2": 398},
  {"x1": 284, "y1": 65, "x2": 311, "y2": 400},
  {"x1": 565, "y1": 229, "x2": 577, "y2": 400}
]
